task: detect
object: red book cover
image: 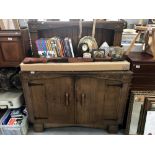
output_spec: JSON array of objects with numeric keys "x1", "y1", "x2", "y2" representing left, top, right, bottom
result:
[{"x1": 7, "y1": 118, "x2": 17, "y2": 125}]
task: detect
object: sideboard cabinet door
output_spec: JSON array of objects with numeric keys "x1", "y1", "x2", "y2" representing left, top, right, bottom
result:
[
  {"x1": 29, "y1": 80, "x2": 48, "y2": 119},
  {"x1": 75, "y1": 76, "x2": 128, "y2": 125},
  {"x1": 75, "y1": 76, "x2": 106, "y2": 125},
  {"x1": 0, "y1": 37, "x2": 23, "y2": 63},
  {"x1": 104, "y1": 80, "x2": 123, "y2": 120},
  {"x1": 46, "y1": 76, "x2": 75, "y2": 124}
]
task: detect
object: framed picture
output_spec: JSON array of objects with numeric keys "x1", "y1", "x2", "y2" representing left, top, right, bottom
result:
[
  {"x1": 126, "y1": 91, "x2": 155, "y2": 135},
  {"x1": 139, "y1": 97, "x2": 155, "y2": 135}
]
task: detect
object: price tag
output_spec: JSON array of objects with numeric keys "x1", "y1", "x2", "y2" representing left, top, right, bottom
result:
[
  {"x1": 30, "y1": 71, "x2": 35, "y2": 74},
  {"x1": 136, "y1": 65, "x2": 140, "y2": 69},
  {"x1": 8, "y1": 37, "x2": 12, "y2": 41}
]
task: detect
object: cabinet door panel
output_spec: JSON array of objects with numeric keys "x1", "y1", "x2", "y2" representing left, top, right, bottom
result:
[
  {"x1": 29, "y1": 80, "x2": 48, "y2": 119},
  {"x1": 46, "y1": 76, "x2": 74, "y2": 124},
  {"x1": 76, "y1": 77, "x2": 106, "y2": 124},
  {"x1": 104, "y1": 80, "x2": 122, "y2": 120},
  {"x1": 0, "y1": 39, "x2": 22, "y2": 62},
  {"x1": 0, "y1": 46, "x2": 4, "y2": 65}
]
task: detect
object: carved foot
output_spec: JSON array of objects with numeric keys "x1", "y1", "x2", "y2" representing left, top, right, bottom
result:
[
  {"x1": 108, "y1": 125, "x2": 118, "y2": 134},
  {"x1": 33, "y1": 123, "x2": 44, "y2": 132}
]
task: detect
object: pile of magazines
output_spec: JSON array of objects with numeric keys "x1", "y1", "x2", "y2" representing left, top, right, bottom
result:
[{"x1": 35, "y1": 37, "x2": 74, "y2": 58}]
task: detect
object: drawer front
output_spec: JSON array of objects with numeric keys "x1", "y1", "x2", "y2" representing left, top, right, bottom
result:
[
  {"x1": 0, "y1": 37, "x2": 20, "y2": 42},
  {"x1": 132, "y1": 75, "x2": 155, "y2": 85},
  {"x1": 131, "y1": 63, "x2": 155, "y2": 73},
  {"x1": 0, "y1": 41, "x2": 23, "y2": 62}
]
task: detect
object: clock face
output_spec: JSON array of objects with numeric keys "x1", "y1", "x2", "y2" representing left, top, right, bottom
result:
[
  {"x1": 82, "y1": 44, "x2": 88, "y2": 52},
  {"x1": 152, "y1": 19, "x2": 155, "y2": 24}
]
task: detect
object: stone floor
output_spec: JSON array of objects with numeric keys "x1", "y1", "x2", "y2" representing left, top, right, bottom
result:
[{"x1": 28, "y1": 126, "x2": 124, "y2": 135}]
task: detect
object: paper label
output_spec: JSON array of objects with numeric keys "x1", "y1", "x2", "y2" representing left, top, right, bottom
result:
[
  {"x1": 136, "y1": 65, "x2": 140, "y2": 69},
  {"x1": 8, "y1": 37, "x2": 12, "y2": 41},
  {"x1": 30, "y1": 71, "x2": 35, "y2": 74}
]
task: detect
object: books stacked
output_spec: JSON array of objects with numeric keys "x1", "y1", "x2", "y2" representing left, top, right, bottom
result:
[
  {"x1": 0, "y1": 108, "x2": 27, "y2": 126},
  {"x1": 35, "y1": 37, "x2": 74, "y2": 58},
  {"x1": 0, "y1": 107, "x2": 28, "y2": 135}
]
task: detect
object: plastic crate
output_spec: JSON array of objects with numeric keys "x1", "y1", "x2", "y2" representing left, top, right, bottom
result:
[
  {"x1": 0, "y1": 127, "x2": 2, "y2": 135},
  {"x1": 0, "y1": 110, "x2": 28, "y2": 135}
]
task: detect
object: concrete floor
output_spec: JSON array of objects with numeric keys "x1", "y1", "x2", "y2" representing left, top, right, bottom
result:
[{"x1": 28, "y1": 126, "x2": 124, "y2": 135}]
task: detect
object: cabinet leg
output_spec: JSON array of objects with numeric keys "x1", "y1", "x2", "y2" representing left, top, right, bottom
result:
[
  {"x1": 108, "y1": 125, "x2": 118, "y2": 134},
  {"x1": 33, "y1": 123, "x2": 44, "y2": 132}
]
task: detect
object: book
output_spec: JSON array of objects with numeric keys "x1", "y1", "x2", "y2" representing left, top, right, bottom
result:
[
  {"x1": 69, "y1": 38, "x2": 74, "y2": 57},
  {"x1": 64, "y1": 37, "x2": 72, "y2": 57},
  {"x1": 35, "y1": 37, "x2": 74, "y2": 58},
  {"x1": 61, "y1": 39, "x2": 67, "y2": 57},
  {"x1": 60, "y1": 39, "x2": 65, "y2": 57},
  {"x1": 7, "y1": 118, "x2": 17, "y2": 125},
  {"x1": 10, "y1": 108, "x2": 23, "y2": 118},
  {"x1": 1, "y1": 110, "x2": 11, "y2": 125}
]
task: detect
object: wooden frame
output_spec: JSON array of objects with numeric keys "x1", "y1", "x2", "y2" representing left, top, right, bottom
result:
[
  {"x1": 126, "y1": 91, "x2": 155, "y2": 135},
  {"x1": 139, "y1": 97, "x2": 155, "y2": 134},
  {"x1": 126, "y1": 26, "x2": 155, "y2": 57}
]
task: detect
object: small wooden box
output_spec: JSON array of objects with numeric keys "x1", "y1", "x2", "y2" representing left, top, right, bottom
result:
[{"x1": 127, "y1": 52, "x2": 155, "y2": 90}]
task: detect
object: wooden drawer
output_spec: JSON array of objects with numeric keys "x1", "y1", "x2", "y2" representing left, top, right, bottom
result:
[
  {"x1": 130, "y1": 63, "x2": 155, "y2": 74},
  {"x1": 0, "y1": 37, "x2": 20, "y2": 42},
  {"x1": 131, "y1": 74, "x2": 155, "y2": 90},
  {"x1": 132, "y1": 75, "x2": 155, "y2": 85},
  {"x1": 127, "y1": 52, "x2": 155, "y2": 74}
]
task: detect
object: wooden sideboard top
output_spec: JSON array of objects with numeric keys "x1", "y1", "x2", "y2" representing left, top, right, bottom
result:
[
  {"x1": 20, "y1": 61, "x2": 130, "y2": 72},
  {"x1": 127, "y1": 52, "x2": 155, "y2": 63}
]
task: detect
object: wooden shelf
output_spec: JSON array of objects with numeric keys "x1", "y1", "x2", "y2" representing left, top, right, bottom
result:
[{"x1": 20, "y1": 61, "x2": 130, "y2": 71}]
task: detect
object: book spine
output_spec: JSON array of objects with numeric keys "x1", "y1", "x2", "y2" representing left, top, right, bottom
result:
[
  {"x1": 60, "y1": 39, "x2": 65, "y2": 57},
  {"x1": 35, "y1": 40, "x2": 40, "y2": 51},
  {"x1": 51, "y1": 39, "x2": 58, "y2": 57},
  {"x1": 69, "y1": 38, "x2": 74, "y2": 57},
  {"x1": 64, "y1": 38, "x2": 71, "y2": 57},
  {"x1": 62, "y1": 39, "x2": 67, "y2": 57}
]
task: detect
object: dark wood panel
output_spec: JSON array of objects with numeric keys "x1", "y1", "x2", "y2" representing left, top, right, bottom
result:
[
  {"x1": 28, "y1": 21, "x2": 124, "y2": 32},
  {"x1": 46, "y1": 76, "x2": 75, "y2": 124},
  {"x1": 76, "y1": 77, "x2": 106, "y2": 124},
  {"x1": 0, "y1": 46, "x2": 4, "y2": 65},
  {"x1": 29, "y1": 80, "x2": 48, "y2": 119},
  {"x1": 131, "y1": 64, "x2": 155, "y2": 73},
  {"x1": 0, "y1": 29, "x2": 30, "y2": 67},
  {"x1": 127, "y1": 52, "x2": 155, "y2": 63},
  {"x1": 132, "y1": 75, "x2": 155, "y2": 85},
  {"x1": 104, "y1": 80, "x2": 122, "y2": 120},
  {"x1": 20, "y1": 70, "x2": 132, "y2": 132},
  {"x1": 127, "y1": 52, "x2": 155, "y2": 90},
  {"x1": 0, "y1": 41, "x2": 22, "y2": 61}
]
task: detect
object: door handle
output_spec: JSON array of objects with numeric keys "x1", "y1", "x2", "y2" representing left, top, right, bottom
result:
[
  {"x1": 81, "y1": 93, "x2": 85, "y2": 106},
  {"x1": 28, "y1": 82, "x2": 43, "y2": 86},
  {"x1": 65, "y1": 93, "x2": 69, "y2": 106},
  {"x1": 107, "y1": 83, "x2": 123, "y2": 87}
]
